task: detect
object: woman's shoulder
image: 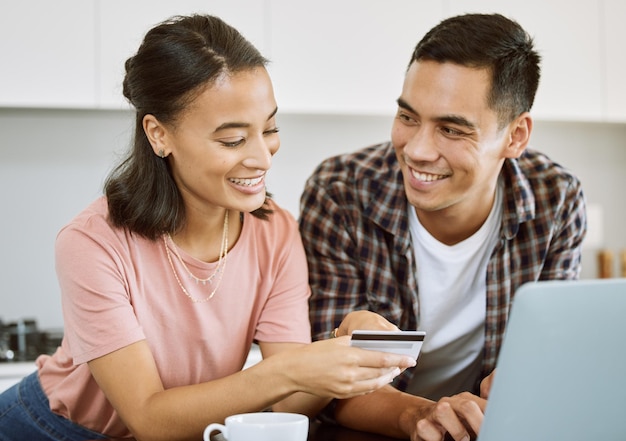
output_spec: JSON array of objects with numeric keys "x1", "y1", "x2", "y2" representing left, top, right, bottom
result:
[
  {"x1": 58, "y1": 196, "x2": 110, "y2": 234},
  {"x1": 56, "y1": 196, "x2": 134, "y2": 250}
]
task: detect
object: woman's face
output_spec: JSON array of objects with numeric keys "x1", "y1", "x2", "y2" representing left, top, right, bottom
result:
[{"x1": 151, "y1": 67, "x2": 280, "y2": 216}]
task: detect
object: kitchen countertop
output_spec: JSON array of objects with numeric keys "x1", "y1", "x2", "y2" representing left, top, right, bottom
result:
[
  {"x1": 0, "y1": 361, "x2": 37, "y2": 393},
  {"x1": 0, "y1": 360, "x2": 37, "y2": 377}
]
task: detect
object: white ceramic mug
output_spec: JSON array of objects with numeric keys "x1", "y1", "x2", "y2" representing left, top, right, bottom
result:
[{"x1": 203, "y1": 412, "x2": 309, "y2": 441}]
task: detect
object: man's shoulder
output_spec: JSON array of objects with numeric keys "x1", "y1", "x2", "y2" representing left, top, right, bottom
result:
[
  {"x1": 515, "y1": 148, "x2": 579, "y2": 182},
  {"x1": 506, "y1": 148, "x2": 582, "y2": 195},
  {"x1": 301, "y1": 140, "x2": 404, "y2": 216},
  {"x1": 502, "y1": 148, "x2": 584, "y2": 226}
]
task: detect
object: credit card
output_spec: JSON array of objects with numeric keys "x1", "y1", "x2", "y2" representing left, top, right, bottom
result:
[{"x1": 350, "y1": 330, "x2": 426, "y2": 359}]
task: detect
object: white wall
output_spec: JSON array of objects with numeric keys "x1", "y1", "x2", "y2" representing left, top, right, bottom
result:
[{"x1": 1, "y1": 108, "x2": 625, "y2": 329}]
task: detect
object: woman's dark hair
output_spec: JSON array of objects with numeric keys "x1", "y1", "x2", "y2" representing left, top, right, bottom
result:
[
  {"x1": 410, "y1": 13, "x2": 541, "y2": 129},
  {"x1": 105, "y1": 14, "x2": 271, "y2": 240}
]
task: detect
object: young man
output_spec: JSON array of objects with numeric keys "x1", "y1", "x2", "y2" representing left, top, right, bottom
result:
[{"x1": 299, "y1": 13, "x2": 586, "y2": 441}]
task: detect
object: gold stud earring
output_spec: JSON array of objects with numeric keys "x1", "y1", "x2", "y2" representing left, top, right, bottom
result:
[{"x1": 158, "y1": 149, "x2": 165, "y2": 158}]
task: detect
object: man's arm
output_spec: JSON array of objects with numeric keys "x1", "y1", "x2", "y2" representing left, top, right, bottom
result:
[
  {"x1": 299, "y1": 171, "x2": 371, "y2": 341},
  {"x1": 335, "y1": 385, "x2": 486, "y2": 441}
]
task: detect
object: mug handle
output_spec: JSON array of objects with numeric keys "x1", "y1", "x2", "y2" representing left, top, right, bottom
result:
[{"x1": 203, "y1": 423, "x2": 228, "y2": 441}]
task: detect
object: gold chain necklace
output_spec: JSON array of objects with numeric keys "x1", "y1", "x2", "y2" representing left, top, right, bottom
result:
[{"x1": 163, "y1": 211, "x2": 229, "y2": 302}]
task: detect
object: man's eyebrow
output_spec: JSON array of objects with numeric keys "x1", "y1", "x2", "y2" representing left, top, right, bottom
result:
[
  {"x1": 397, "y1": 97, "x2": 476, "y2": 130},
  {"x1": 267, "y1": 106, "x2": 278, "y2": 120},
  {"x1": 396, "y1": 97, "x2": 415, "y2": 114},
  {"x1": 214, "y1": 106, "x2": 279, "y2": 132},
  {"x1": 436, "y1": 115, "x2": 477, "y2": 130}
]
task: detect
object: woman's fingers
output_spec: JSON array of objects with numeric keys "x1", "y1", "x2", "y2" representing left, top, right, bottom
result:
[
  {"x1": 330, "y1": 367, "x2": 402, "y2": 398},
  {"x1": 290, "y1": 338, "x2": 415, "y2": 398},
  {"x1": 328, "y1": 345, "x2": 416, "y2": 397}
]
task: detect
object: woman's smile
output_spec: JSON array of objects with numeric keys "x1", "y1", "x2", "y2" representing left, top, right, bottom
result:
[{"x1": 228, "y1": 174, "x2": 266, "y2": 194}]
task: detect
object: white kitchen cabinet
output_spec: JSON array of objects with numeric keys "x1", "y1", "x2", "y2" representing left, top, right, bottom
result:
[
  {"x1": 97, "y1": 0, "x2": 269, "y2": 109},
  {"x1": 604, "y1": 0, "x2": 626, "y2": 122},
  {"x1": 1, "y1": 0, "x2": 623, "y2": 123},
  {"x1": 0, "y1": 1, "x2": 97, "y2": 108},
  {"x1": 267, "y1": 0, "x2": 445, "y2": 115},
  {"x1": 447, "y1": 0, "x2": 605, "y2": 122}
]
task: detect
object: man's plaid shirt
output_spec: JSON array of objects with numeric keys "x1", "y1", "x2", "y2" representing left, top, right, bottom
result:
[{"x1": 299, "y1": 141, "x2": 586, "y2": 392}]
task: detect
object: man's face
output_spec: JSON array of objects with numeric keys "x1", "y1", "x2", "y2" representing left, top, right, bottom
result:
[{"x1": 391, "y1": 60, "x2": 519, "y2": 230}]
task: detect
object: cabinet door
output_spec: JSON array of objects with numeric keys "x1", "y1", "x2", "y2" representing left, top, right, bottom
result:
[
  {"x1": 0, "y1": 1, "x2": 97, "y2": 108},
  {"x1": 604, "y1": 0, "x2": 626, "y2": 122},
  {"x1": 98, "y1": 0, "x2": 269, "y2": 109},
  {"x1": 268, "y1": 0, "x2": 445, "y2": 115},
  {"x1": 447, "y1": 0, "x2": 604, "y2": 121}
]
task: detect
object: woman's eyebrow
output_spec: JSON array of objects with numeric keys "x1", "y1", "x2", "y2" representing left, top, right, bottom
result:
[{"x1": 214, "y1": 106, "x2": 279, "y2": 132}]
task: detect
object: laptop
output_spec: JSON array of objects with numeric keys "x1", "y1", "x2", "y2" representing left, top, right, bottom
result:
[{"x1": 477, "y1": 278, "x2": 626, "y2": 441}]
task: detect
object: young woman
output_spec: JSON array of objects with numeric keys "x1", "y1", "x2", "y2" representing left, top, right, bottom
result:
[{"x1": 0, "y1": 14, "x2": 414, "y2": 441}]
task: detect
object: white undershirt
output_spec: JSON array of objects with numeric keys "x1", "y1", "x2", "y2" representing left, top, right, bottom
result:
[{"x1": 406, "y1": 182, "x2": 502, "y2": 400}]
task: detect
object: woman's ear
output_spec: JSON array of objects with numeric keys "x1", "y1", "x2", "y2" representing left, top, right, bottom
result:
[
  {"x1": 143, "y1": 114, "x2": 169, "y2": 158},
  {"x1": 504, "y1": 112, "x2": 532, "y2": 159}
]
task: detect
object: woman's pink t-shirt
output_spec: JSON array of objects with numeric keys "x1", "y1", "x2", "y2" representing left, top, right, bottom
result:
[{"x1": 36, "y1": 197, "x2": 311, "y2": 437}]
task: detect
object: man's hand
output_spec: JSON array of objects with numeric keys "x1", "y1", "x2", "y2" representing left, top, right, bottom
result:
[
  {"x1": 411, "y1": 392, "x2": 486, "y2": 441},
  {"x1": 480, "y1": 370, "x2": 496, "y2": 399},
  {"x1": 335, "y1": 310, "x2": 399, "y2": 337}
]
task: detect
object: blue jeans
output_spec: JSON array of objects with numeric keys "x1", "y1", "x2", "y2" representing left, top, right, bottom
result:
[{"x1": 0, "y1": 371, "x2": 107, "y2": 441}]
